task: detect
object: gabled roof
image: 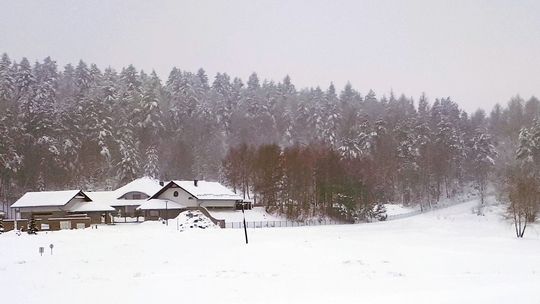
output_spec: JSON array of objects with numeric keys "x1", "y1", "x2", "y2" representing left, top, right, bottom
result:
[
  {"x1": 114, "y1": 177, "x2": 163, "y2": 199},
  {"x1": 84, "y1": 177, "x2": 163, "y2": 207},
  {"x1": 150, "y1": 180, "x2": 242, "y2": 201},
  {"x1": 11, "y1": 190, "x2": 89, "y2": 208}
]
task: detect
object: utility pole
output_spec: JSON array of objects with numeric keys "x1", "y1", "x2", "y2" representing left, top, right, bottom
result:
[{"x1": 242, "y1": 202, "x2": 248, "y2": 244}]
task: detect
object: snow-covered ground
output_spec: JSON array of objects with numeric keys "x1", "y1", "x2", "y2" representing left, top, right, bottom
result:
[
  {"x1": 1, "y1": 198, "x2": 539, "y2": 304},
  {"x1": 209, "y1": 206, "x2": 286, "y2": 222},
  {"x1": 383, "y1": 203, "x2": 418, "y2": 216}
]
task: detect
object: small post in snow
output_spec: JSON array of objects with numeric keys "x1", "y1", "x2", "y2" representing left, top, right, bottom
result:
[
  {"x1": 49, "y1": 244, "x2": 54, "y2": 255},
  {"x1": 165, "y1": 200, "x2": 168, "y2": 226},
  {"x1": 241, "y1": 202, "x2": 248, "y2": 244},
  {"x1": 39, "y1": 247, "x2": 44, "y2": 256}
]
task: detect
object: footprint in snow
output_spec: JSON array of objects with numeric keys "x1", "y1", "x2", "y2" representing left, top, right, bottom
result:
[
  {"x1": 133, "y1": 272, "x2": 142, "y2": 278},
  {"x1": 16, "y1": 260, "x2": 26, "y2": 265}
]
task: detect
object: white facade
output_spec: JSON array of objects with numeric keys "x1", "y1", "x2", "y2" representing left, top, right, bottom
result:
[
  {"x1": 157, "y1": 187, "x2": 199, "y2": 207},
  {"x1": 152, "y1": 181, "x2": 242, "y2": 209}
]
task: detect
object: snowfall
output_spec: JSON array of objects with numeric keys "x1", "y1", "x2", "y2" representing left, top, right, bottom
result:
[{"x1": 1, "y1": 198, "x2": 539, "y2": 304}]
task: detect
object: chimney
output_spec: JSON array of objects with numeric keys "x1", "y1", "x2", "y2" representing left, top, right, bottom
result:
[
  {"x1": 159, "y1": 181, "x2": 164, "y2": 186},
  {"x1": 194, "y1": 179, "x2": 198, "y2": 187}
]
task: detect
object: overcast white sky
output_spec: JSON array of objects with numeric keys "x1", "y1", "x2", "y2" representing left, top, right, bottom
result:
[{"x1": 1, "y1": 0, "x2": 539, "y2": 112}]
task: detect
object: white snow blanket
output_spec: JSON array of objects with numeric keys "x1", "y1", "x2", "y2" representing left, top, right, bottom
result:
[
  {"x1": 0, "y1": 198, "x2": 539, "y2": 304},
  {"x1": 209, "y1": 206, "x2": 285, "y2": 222}
]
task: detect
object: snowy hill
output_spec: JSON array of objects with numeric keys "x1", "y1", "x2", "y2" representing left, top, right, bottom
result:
[{"x1": 0, "y1": 197, "x2": 539, "y2": 304}]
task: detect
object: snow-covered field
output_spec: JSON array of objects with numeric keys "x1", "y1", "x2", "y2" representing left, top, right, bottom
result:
[
  {"x1": 209, "y1": 206, "x2": 286, "y2": 222},
  {"x1": 1, "y1": 199, "x2": 539, "y2": 304}
]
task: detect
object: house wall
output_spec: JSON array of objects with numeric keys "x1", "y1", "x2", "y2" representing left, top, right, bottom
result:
[
  {"x1": 200, "y1": 200, "x2": 237, "y2": 208},
  {"x1": 1, "y1": 217, "x2": 91, "y2": 232},
  {"x1": 20, "y1": 210, "x2": 67, "y2": 219},
  {"x1": 143, "y1": 209, "x2": 185, "y2": 221},
  {"x1": 119, "y1": 191, "x2": 149, "y2": 200},
  {"x1": 157, "y1": 187, "x2": 199, "y2": 207},
  {"x1": 73, "y1": 212, "x2": 114, "y2": 224}
]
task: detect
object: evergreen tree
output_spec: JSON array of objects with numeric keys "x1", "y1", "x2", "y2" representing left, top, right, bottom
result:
[
  {"x1": 144, "y1": 145, "x2": 159, "y2": 179},
  {"x1": 0, "y1": 53, "x2": 15, "y2": 108},
  {"x1": 27, "y1": 217, "x2": 37, "y2": 234},
  {"x1": 468, "y1": 129, "x2": 497, "y2": 209},
  {"x1": 116, "y1": 128, "x2": 141, "y2": 185}
]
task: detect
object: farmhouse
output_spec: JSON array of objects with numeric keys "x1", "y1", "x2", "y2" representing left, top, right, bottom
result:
[
  {"x1": 10, "y1": 190, "x2": 115, "y2": 230},
  {"x1": 139, "y1": 180, "x2": 244, "y2": 220}
]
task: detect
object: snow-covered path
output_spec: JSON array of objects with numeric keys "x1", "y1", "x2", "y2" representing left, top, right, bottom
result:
[{"x1": 1, "y1": 200, "x2": 539, "y2": 304}]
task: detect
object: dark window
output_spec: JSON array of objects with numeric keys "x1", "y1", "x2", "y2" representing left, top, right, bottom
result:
[
  {"x1": 132, "y1": 193, "x2": 141, "y2": 199},
  {"x1": 173, "y1": 191, "x2": 179, "y2": 197}
]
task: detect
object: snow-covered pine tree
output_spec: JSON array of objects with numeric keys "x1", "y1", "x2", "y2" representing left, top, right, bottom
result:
[
  {"x1": 138, "y1": 71, "x2": 164, "y2": 148},
  {"x1": 293, "y1": 92, "x2": 312, "y2": 145},
  {"x1": 75, "y1": 60, "x2": 92, "y2": 95},
  {"x1": 395, "y1": 118, "x2": 420, "y2": 205},
  {"x1": 144, "y1": 145, "x2": 159, "y2": 179},
  {"x1": 211, "y1": 72, "x2": 234, "y2": 134},
  {"x1": 116, "y1": 128, "x2": 141, "y2": 185},
  {"x1": 468, "y1": 129, "x2": 497, "y2": 209},
  {"x1": 415, "y1": 93, "x2": 435, "y2": 207},
  {"x1": 517, "y1": 119, "x2": 540, "y2": 176},
  {"x1": 308, "y1": 87, "x2": 325, "y2": 142},
  {"x1": 27, "y1": 217, "x2": 37, "y2": 234},
  {"x1": 197, "y1": 68, "x2": 210, "y2": 91},
  {"x1": 322, "y1": 83, "x2": 341, "y2": 146},
  {"x1": 0, "y1": 53, "x2": 15, "y2": 108}
]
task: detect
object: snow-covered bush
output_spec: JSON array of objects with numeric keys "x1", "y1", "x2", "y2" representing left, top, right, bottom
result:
[{"x1": 176, "y1": 210, "x2": 219, "y2": 231}]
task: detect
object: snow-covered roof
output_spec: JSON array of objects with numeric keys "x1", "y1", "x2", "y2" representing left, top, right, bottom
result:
[
  {"x1": 110, "y1": 199, "x2": 148, "y2": 207},
  {"x1": 86, "y1": 177, "x2": 163, "y2": 207},
  {"x1": 114, "y1": 177, "x2": 162, "y2": 198},
  {"x1": 11, "y1": 190, "x2": 85, "y2": 208},
  {"x1": 69, "y1": 201, "x2": 116, "y2": 212},
  {"x1": 172, "y1": 180, "x2": 242, "y2": 201},
  {"x1": 85, "y1": 191, "x2": 114, "y2": 203},
  {"x1": 137, "y1": 199, "x2": 186, "y2": 210},
  {"x1": 86, "y1": 191, "x2": 145, "y2": 206}
]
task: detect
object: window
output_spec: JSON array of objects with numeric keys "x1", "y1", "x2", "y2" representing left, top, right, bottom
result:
[
  {"x1": 173, "y1": 191, "x2": 179, "y2": 197},
  {"x1": 150, "y1": 210, "x2": 159, "y2": 217},
  {"x1": 40, "y1": 224, "x2": 50, "y2": 230},
  {"x1": 132, "y1": 193, "x2": 141, "y2": 199},
  {"x1": 76, "y1": 223, "x2": 86, "y2": 229},
  {"x1": 59, "y1": 221, "x2": 71, "y2": 230}
]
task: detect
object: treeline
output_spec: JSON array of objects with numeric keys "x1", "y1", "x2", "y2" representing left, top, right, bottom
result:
[
  {"x1": 223, "y1": 96, "x2": 540, "y2": 225},
  {"x1": 0, "y1": 53, "x2": 539, "y2": 227},
  {"x1": 223, "y1": 143, "x2": 383, "y2": 221}
]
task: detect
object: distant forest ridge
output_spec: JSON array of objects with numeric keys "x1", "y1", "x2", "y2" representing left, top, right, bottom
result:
[{"x1": 0, "y1": 54, "x2": 539, "y2": 222}]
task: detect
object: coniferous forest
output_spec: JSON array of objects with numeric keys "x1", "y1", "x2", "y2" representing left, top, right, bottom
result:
[{"x1": 0, "y1": 54, "x2": 539, "y2": 223}]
